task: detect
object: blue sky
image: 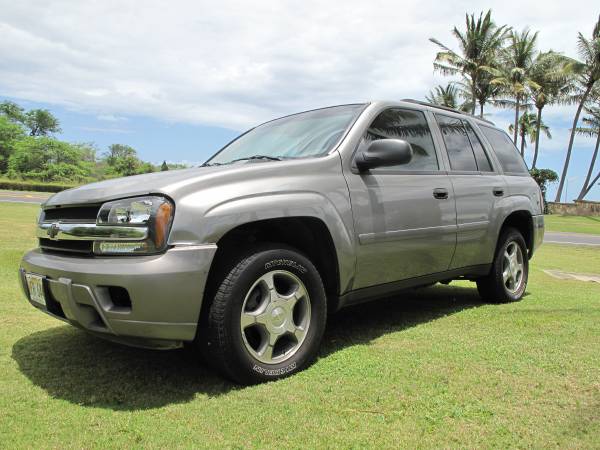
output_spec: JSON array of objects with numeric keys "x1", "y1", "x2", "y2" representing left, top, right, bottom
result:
[
  {"x1": 5, "y1": 97, "x2": 239, "y2": 166},
  {"x1": 1, "y1": 0, "x2": 599, "y2": 200}
]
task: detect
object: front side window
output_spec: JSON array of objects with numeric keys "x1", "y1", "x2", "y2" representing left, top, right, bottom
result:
[
  {"x1": 360, "y1": 108, "x2": 439, "y2": 171},
  {"x1": 479, "y1": 125, "x2": 529, "y2": 174},
  {"x1": 435, "y1": 114, "x2": 478, "y2": 171},
  {"x1": 206, "y1": 104, "x2": 365, "y2": 165}
]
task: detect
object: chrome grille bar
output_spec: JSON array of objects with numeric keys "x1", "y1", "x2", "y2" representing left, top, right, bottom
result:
[{"x1": 37, "y1": 222, "x2": 148, "y2": 241}]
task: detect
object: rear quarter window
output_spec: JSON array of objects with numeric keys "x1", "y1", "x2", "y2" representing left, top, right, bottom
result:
[{"x1": 479, "y1": 125, "x2": 529, "y2": 174}]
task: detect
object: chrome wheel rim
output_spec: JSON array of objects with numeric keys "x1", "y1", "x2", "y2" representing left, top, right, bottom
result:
[
  {"x1": 502, "y1": 241, "x2": 525, "y2": 294},
  {"x1": 240, "y1": 270, "x2": 311, "y2": 365}
]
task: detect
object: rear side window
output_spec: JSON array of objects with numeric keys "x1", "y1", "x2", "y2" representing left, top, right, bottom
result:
[
  {"x1": 464, "y1": 122, "x2": 493, "y2": 172},
  {"x1": 362, "y1": 108, "x2": 439, "y2": 171},
  {"x1": 480, "y1": 125, "x2": 529, "y2": 174},
  {"x1": 435, "y1": 114, "x2": 478, "y2": 171}
]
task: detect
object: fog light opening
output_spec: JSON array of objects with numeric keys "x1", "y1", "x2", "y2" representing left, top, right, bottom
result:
[{"x1": 107, "y1": 286, "x2": 132, "y2": 310}]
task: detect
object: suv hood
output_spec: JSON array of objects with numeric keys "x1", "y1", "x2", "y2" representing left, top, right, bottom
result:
[{"x1": 44, "y1": 165, "x2": 232, "y2": 207}]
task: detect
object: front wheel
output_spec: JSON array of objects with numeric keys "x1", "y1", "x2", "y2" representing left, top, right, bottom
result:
[
  {"x1": 477, "y1": 227, "x2": 529, "y2": 303},
  {"x1": 202, "y1": 246, "x2": 327, "y2": 384}
]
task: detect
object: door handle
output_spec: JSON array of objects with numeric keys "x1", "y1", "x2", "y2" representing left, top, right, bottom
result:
[
  {"x1": 433, "y1": 188, "x2": 449, "y2": 199},
  {"x1": 493, "y1": 187, "x2": 504, "y2": 197}
]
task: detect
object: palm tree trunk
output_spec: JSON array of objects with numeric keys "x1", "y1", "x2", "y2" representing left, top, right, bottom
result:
[
  {"x1": 555, "y1": 83, "x2": 593, "y2": 202},
  {"x1": 513, "y1": 94, "x2": 520, "y2": 145},
  {"x1": 470, "y1": 76, "x2": 477, "y2": 116},
  {"x1": 581, "y1": 170, "x2": 600, "y2": 198},
  {"x1": 577, "y1": 132, "x2": 600, "y2": 200},
  {"x1": 479, "y1": 102, "x2": 484, "y2": 117},
  {"x1": 532, "y1": 107, "x2": 543, "y2": 169}
]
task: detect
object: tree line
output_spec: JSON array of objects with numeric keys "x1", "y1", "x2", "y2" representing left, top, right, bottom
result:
[
  {"x1": 0, "y1": 101, "x2": 183, "y2": 184},
  {"x1": 427, "y1": 11, "x2": 600, "y2": 201}
]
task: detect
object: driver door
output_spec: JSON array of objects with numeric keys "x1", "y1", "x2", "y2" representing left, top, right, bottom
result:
[{"x1": 343, "y1": 108, "x2": 457, "y2": 289}]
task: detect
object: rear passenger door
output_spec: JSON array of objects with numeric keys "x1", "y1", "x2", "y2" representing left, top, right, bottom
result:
[
  {"x1": 433, "y1": 114, "x2": 506, "y2": 269},
  {"x1": 477, "y1": 124, "x2": 538, "y2": 202},
  {"x1": 344, "y1": 107, "x2": 457, "y2": 289}
]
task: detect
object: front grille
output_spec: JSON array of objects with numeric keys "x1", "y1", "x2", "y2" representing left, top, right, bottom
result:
[
  {"x1": 39, "y1": 238, "x2": 94, "y2": 255},
  {"x1": 39, "y1": 205, "x2": 101, "y2": 255},
  {"x1": 42, "y1": 205, "x2": 101, "y2": 222}
]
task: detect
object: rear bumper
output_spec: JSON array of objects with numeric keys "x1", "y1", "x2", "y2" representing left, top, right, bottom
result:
[
  {"x1": 531, "y1": 214, "x2": 544, "y2": 257},
  {"x1": 19, "y1": 245, "x2": 217, "y2": 349}
]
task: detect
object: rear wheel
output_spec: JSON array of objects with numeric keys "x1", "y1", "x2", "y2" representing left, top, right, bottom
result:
[
  {"x1": 477, "y1": 227, "x2": 528, "y2": 303},
  {"x1": 201, "y1": 246, "x2": 327, "y2": 384}
]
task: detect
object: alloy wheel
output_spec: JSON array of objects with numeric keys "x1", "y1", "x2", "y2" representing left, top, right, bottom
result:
[{"x1": 240, "y1": 270, "x2": 311, "y2": 364}]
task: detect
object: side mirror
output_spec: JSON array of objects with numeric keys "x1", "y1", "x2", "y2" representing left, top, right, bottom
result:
[{"x1": 355, "y1": 139, "x2": 413, "y2": 172}]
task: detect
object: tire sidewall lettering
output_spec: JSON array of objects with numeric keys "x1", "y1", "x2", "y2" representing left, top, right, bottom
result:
[
  {"x1": 252, "y1": 362, "x2": 297, "y2": 377},
  {"x1": 264, "y1": 258, "x2": 307, "y2": 274}
]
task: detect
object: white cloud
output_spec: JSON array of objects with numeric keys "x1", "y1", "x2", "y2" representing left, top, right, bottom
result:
[
  {"x1": 78, "y1": 126, "x2": 131, "y2": 134},
  {"x1": 97, "y1": 114, "x2": 128, "y2": 122},
  {"x1": 0, "y1": 0, "x2": 597, "y2": 131}
]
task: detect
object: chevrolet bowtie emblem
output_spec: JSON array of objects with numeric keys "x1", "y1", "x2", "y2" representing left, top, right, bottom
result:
[{"x1": 47, "y1": 222, "x2": 60, "y2": 240}]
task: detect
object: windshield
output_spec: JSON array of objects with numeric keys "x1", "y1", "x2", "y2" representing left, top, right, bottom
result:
[{"x1": 205, "y1": 104, "x2": 365, "y2": 165}]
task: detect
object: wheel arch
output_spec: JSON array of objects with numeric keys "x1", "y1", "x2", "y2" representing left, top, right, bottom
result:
[
  {"x1": 203, "y1": 216, "x2": 343, "y2": 315},
  {"x1": 498, "y1": 210, "x2": 534, "y2": 258}
]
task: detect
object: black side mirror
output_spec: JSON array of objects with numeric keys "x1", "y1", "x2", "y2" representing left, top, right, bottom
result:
[{"x1": 355, "y1": 139, "x2": 413, "y2": 172}]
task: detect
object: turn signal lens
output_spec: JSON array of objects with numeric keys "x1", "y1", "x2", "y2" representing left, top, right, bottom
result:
[{"x1": 154, "y1": 201, "x2": 173, "y2": 249}]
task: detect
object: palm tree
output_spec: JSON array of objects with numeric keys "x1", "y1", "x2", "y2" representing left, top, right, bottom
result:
[
  {"x1": 430, "y1": 10, "x2": 510, "y2": 117},
  {"x1": 464, "y1": 75, "x2": 505, "y2": 117},
  {"x1": 508, "y1": 112, "x2": 551, "y2": 158},
  {"x1": 426, "y1": 83, "x2": 473, "y2": 112},
  {"x1": 487, "y1": 29, "x2": 540, "y2": 144},
  {"x1": 575, "y1": 105, "x2": 600, "y2": 199},
  {"x1": 528, "y1": 51, "x2": 574, "y2": 169},
  {"x1": 555, "y1": 15, "x2": 600, "y2": 202}
]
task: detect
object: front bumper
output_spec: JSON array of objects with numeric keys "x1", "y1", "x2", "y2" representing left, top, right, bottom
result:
[{"x1": 19, "y1": 245, "x2": 217, "y2": 349}]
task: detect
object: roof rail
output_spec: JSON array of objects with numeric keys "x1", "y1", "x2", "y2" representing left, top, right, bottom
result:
[{"x1": 401, "y1": 99, "x2": 495, "y2": 125}]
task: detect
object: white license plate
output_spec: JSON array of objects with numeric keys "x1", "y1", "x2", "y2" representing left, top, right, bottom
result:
[{"x1": 25, "y1": 273, "x2": 46, "y2": 306}]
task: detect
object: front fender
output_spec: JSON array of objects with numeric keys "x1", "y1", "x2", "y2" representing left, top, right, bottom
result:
[{"x1": 200, "y1": 191, "x2": 356, "y2": 294}]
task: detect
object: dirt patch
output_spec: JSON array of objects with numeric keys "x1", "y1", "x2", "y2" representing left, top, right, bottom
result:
[{"x1": 543, "y1": 270, "x2": 600, "y2": 283}]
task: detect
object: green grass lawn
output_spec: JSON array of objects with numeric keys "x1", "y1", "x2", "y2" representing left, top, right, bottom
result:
[
  {"x1": 545, "y1": 214, "x2": 600, "y2": 235},
  {"x1": 1, "y1": 202, "x2": 599, "y2": 448}
]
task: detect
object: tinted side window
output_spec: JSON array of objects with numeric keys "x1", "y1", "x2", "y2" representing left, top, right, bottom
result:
[
  {"x1": 435, "y1": 114, "x2": 478, "y2": 171},
  {"x1": 363, "y1": 108, "x2": 439, "y2": 171},
  {"x1": 464, "y1": 122, "x2": 493, "y2": 172},
  {"x1": 480, "y1": 125, "x2": 529, "y2": 174}
]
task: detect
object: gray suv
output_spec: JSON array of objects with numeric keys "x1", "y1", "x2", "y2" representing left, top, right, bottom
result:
[{"x1": 19, "y1": 100, "x2": 544, "y2": 384}]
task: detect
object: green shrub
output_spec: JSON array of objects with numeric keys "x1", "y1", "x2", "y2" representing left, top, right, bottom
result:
[
  {"x1": 0, "y1": 178, "x2": 77, "y2": 192},
  {"x1": 7, "y1": 137, "x2": 93, "y2": 183}
]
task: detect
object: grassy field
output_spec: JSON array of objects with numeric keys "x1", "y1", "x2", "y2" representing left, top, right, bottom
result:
[
  {"x1": 1, "y1": 202, "x2": 599, "y2": 448},
  {"x1": 545, "y1": 214, "x2": 600, "y2": 235}
]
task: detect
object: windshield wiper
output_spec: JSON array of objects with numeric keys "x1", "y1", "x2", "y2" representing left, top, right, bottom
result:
[
  {"x1": 229, "y1": 155, "x2": 282, "y2": 163},
  {"x1": 201, "y1": 155, "x2": 282, "y2": 167}
]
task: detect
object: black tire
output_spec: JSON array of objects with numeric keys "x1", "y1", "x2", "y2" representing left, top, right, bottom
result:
[
  {"x1": 200, "y1": 245, "x2": 327, "y2": 384},
  {"x1": 477, "y1": 227, "x2": 529, "y2": 303}
]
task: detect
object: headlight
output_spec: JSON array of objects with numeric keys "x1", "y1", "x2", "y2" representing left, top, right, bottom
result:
[{"x1": 94, "y1": 196, "x2": 174, "y2": 255}]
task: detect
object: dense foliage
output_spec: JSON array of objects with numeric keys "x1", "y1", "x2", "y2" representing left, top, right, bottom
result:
[
  {"x1": 530, "y1": 168, "x2": 559, "y2": 212},
  {"x1": 0, "y1": 101, "x2": 181, "y2": 184}
]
